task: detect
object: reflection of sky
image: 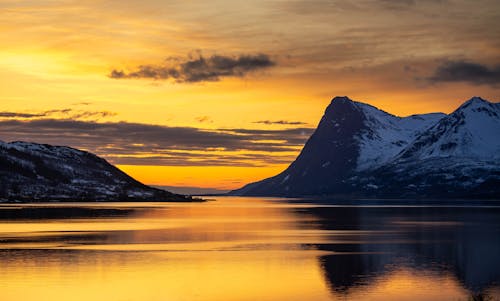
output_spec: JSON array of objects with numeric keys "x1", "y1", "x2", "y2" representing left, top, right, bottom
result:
[{"x1": 0, "y1": 199, "x2": 499, "y2": 300}]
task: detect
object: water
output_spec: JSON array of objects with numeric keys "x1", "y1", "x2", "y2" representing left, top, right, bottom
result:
[{"x1": 0, "y1": 197, "x2": 499, "y2": 301}]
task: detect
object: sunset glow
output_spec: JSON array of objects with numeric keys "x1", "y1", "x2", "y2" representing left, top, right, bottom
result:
[{"x1": 1, "y1": 0, "x2": 499, "y2": 189}]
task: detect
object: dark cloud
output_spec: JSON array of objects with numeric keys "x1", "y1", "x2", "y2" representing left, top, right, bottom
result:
[
  {"x1": 67, "y1": 111, "x2": 116, "y2": 119},
  {"x1": 109, "y1": 53, "x2": 276, "y2": 83},
  {"x1": 428, "y1": 60, "x2": 500, "y2": 86},
  {"x1": 274, "y1": 0, "x2": 448, "y2": 16},
  {"x1": 219, "y1": 128, "x2": 313, "y2": 145},
  {"x1": 0, "y1": 119, "x2": 313, "y2": 166},
  {"x1": 0, "y1": 109, "x2": 116, "y2": 120},
  {"x1": 253, "y1": 120, "x2": 307, "y2": 125},
  {"x1": 377, "y1": 0, "x2": 447, "y2": 10},
  {"x1": 104, "y1": 153, "x2": 295, "y2": 167},
  {"x1": 0, "y1": 112, "x2": 45, "y2": 118}
]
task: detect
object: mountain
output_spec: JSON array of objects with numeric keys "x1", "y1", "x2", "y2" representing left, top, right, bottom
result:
[
  {"x1": 0, "y1": 141, "x2": 195, "y2": 202},
  {"x1": 231, "y1": 96, "x2": 500, "y2": 198}
]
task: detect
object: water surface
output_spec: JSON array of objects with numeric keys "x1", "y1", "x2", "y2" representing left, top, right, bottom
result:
[{"x1": 0, "y1": 197, "x2": 499, "y2": 300}]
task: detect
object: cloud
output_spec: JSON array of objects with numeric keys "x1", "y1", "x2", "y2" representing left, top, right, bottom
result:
[
  {"x1": 219, "y1": 128, "x2": 314, "y2": 146},
  {"x1": 428, "y1": 60, "x2": 500, "y2": 86},
  {"x1": 273, "y1": 0, "x2": 448, "y2": 16},
  {"x1": 0, "y1": 109, "x2": 116, "y2": 120},
  {"x1": 195, "y1": 116, "x2": 212, "y2": 123},
  {"x1": 67, "y1": 110, "x2": 116, "y2": 119},
  {"x1": 376, "y1": 0, "x2": 447, "y2": 10},
  {"x1": 253, "y1": 120, "x2": 307, "y2": 125},
  {"x1": 109, "y1": 53, "x2": 276, "y2": 83},
  {"x1": 71, "y1": 101, "x2": 92, "y2": 106},
  {"x1": 0, "y1": 112, "x2": 45, "y2": 118},
  {"x1": 0, "y1": 119, "x2": 314, "y2": 166}
]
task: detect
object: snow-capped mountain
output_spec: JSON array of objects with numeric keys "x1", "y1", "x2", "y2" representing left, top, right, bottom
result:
[
  {"x1": 231, "y1": 96, "x2": 500, "y2": 198},
  {"x1": 398, "y1": 97, "x2": 500, "y2": 161},
  {"x1": 0, "y1": 141, "x2": 193, "y2": 202}
]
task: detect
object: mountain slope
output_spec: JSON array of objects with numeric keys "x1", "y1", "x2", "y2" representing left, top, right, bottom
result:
[
  {"x1": 0, "y1": 141, "x2": 194, "y2": 202},
  {"x1": 235, "y1": 97, "x2": 366, "y2": 196},
  {"x1": 232, "y1": 96, "x2": 500, "y2": 198}
]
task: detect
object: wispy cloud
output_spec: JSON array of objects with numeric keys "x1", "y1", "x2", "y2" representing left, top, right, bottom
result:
[
  {"x1": 0, "y1": 109, "x2": 116, "y2": 121},
  {"x1": 428, "y1": 60, "x2": 500, "y2": 86},
  {"x1": 109, "y1": 53, "x2": 276, "y2": 83},
  {"x1": 0, "y1": 119, "x2": 313, "y2": 166},
  {"x1": 253, "y1": 120, "x2": 307, "y2": 125},
  {"x1": 195, "y1": 116, "x2": 213, "y2": 123}
]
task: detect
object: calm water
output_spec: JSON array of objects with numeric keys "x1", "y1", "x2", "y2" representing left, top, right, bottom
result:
[{"x1": 0, "y1": 197, "x2": 499, "y2": 301}]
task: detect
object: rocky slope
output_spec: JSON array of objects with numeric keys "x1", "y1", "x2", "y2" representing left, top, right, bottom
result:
[{"x1": 0, "y1": 141, "x2": 194, "y2": 202}]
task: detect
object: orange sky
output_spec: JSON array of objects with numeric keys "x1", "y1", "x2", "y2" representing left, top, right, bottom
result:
[{"x1": 1, "y1": 0, "x2": 499, "y2": 190}]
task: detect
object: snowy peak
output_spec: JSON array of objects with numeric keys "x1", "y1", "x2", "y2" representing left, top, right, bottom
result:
[
  {"x1": 326, "y1": 96, "x2": 391, "y2": 118},
  {"x1": 458, "y1": 96, "x2": 493, "y2": 109},
  {"x1": 232, "y1": 95, "x2": 500, "y2": 198},
  {"x1": 399, "y1": 97, "x2": 500, "y2": 161},
  {"x1": 323, "y1": 96, "x2": 360, "y2": 119},
  {"x1": 329, "y1": 96, "x2": 355, "y2": 105},
  {"x1": 454, "y1": 96, "x2": 500, "y2": 119}
]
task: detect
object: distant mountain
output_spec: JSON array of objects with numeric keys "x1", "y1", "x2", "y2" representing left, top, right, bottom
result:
[
  {"x1": 154, "y1": 185, "x2": 229, "y2": 196},
  {"x1": 231, "y1": 96, "x2": 500, "y2": 198},
  {"x1": 0, "y1": 141, "x2": 195, "y2": 202}
]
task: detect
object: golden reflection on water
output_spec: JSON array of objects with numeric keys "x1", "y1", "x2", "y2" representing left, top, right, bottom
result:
[{"x1": 0, "y1": 197, "x2": 499, "y2": 301}]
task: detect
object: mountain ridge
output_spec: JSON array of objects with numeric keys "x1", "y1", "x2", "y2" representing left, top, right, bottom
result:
[
  {"x1": 231, "y1": 96, "x2": 500, "y2": 198},
  {"x1": 0, "y1": 140, "x2": 196, "y2": 202}
]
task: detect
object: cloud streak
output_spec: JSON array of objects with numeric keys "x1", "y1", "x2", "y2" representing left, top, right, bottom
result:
[
  {"x1": 428, "y1": 60, "x2": 500, "y2": 86},
  {"x1": 0, "y1": 109, "x2": 116, "y2": 120},
  {"x1": 377, "y1": 0, "x2": 447, "y2": 10},
  {"x1": 0, "y1": 112, "x2": 45, "y2": 118},
  {"x1": 0, "y1": 119, "x2": 313, "y2": 166},
  {"x1": 253, "y1": 120, "x2": 307, "y2": 125},
  {"x1": 195, "y1": 116, "x2": 213, "y2": 123},
  {"x1": 109, "y1": 53, "x2": 276, "y2": 83}
]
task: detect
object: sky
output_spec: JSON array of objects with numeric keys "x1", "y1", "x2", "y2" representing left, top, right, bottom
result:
[{"x1": 1, "y1": 0, "x2": 499, "y2": 190}]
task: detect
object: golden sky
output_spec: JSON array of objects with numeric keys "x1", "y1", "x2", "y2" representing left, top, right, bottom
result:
[{"x1": 1, "y1": 0, "x2": 499, "y2": 190}]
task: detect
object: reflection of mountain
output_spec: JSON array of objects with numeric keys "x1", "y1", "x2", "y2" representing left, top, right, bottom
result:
[
  {"x1": 298, "y1": 205, "x2": 500, "y2": 296},
  {"x1": 232, "y1": 96, "x2": 500, "y2": 198}
]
